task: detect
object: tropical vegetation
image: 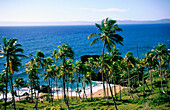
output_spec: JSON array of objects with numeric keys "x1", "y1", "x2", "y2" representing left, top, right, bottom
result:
[{"x1": 0, "y1": 18, "x2": 170, "y2": 110}]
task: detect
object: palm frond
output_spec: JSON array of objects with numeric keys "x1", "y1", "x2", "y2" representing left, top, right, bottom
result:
[
  {"x1": 88, "y1": 33, "x2": 100, "y2": 39},
  {"x1": 90, "y1": 37, "x2": 101, "y2": 46}
]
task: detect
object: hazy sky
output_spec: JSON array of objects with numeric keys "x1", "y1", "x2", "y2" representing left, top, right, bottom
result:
[{"x1": 0, "y1": 0, "x2": 170, "y2": 22}]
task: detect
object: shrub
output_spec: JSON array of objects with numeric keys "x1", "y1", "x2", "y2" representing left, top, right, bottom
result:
[{"x1": 151, "y1": 93, "x2": 170, "y2": 105}]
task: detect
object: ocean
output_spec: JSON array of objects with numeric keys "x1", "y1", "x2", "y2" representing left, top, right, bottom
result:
[{"x1": 0, "y1": 24, "x2": 170, "y2": 92}]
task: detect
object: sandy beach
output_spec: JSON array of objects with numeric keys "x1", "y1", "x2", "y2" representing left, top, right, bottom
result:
[{"x1": 51, "y1": 84, "x2": 125, "y2": 99}]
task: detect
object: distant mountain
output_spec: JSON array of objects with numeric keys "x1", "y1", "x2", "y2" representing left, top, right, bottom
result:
[
  {"x1": 117, "y1": 19, "x2": 170, "y2": 24},
  {"x1": 0, "y1": 19, "x2": 170, "y2": 26}
]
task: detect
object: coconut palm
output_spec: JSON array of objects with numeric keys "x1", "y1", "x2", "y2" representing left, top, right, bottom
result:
[
  {"x1": 54, "y1": 66, "x2": 60, "y2": 100},
  {"x1": 88, "y1": 18, "x2": 123, "y2": 103},
  {"x1": 29, "y1": 50, "x2": 45, "y2": 109},
  {"x1": 154, "y1": 43, "x2": 168, "y2": 93},
  {"x1": 55, "y1": 44, "x2": 74, "y2": 110},
  {"x1": 138, "y1": 58, "x2": 147, "y2": 96},
  {"x1": 14, "y1": 78, "x2": 27, "y2": 100},
  {"x1": 43, "y1": 64, "x2": 55, "y2": 106},
  {"x1": 0, "y1": 72, "x2": 6, "y2": 101},
  {"x1": 25, "y1": 58, "x2": 39, "y2": 102},
  {"x1": 74, "y1": 60, "x2": 83, "y2": 101},
  {"x1": 144, "y1": 50, "x2": 158, "y2": 93},
  {"x1": 106, "y1": 48, "x2": 122, "y2": 100},
  {"x1": 124, "y1": 52, "x2": 136, "y2": 99},
  {"x1": 0, "y1": 37, "x2": 25, "y2": 110},
  {"x1": 87, "y1": 57, "x2": 96, "y2": 101},
  {"x1": 64, "y1": 59, "x2": 74, "y2": 101}
]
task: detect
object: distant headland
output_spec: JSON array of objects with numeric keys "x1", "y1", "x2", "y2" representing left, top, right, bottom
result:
[{"x1": 0, "y1": 19, "x2": 170, "y2": 26}]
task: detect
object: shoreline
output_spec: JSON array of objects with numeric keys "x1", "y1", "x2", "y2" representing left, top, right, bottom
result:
[{"x1": 0, "y1": 82, "x2": 125, "y2": 101}]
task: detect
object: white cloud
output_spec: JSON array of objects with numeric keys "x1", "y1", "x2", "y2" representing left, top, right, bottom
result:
[{"x1": 82, "y1": 8, "x2": 127, "y2": 12}]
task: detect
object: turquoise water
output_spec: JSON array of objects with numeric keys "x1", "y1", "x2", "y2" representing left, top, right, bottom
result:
[{"x1": 0, "y1": 24, "x2": 170, "y2": 89}]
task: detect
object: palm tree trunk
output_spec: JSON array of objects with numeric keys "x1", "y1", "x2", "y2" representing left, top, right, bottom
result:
[
  {"x1": 48, "y1": 79, "x2": 50, "y2": 102},
  {"x1": 108, "y1": 79, "x2": 117, "y2": 110},
  {"x1": 31, "y1": 79, "x2": 33, "y2": 102},
  {"x1": 34, "y1": 78, "x2": 39, "y2": 110},
  {"x1": 67, "y1": 75, "x2": 69, "y2": 102},
  {"x1": 127, "y1": 66, "x2": 130, "y2": 96},
  {"x1": 5, "y1": 56, "x2": 9, "y2": 110},
  {"x1": 160, "y1": 60, "x2": 165, "y2": 93},
  {"x1": 71, "y1": 82, "x2": 72, "y2": 99},
  {"x1": 90, "y1": 73, "x2": 93, "y2": 101},
  {"x1": 78, "y1": 73, "x2": 82, "y2": 101},
  {"x1": 102, "y1": 42, "x2": 106, "y2": 98},
  {"x1": 119, "y1": 85, "x2": 121, "y2": 100},
  {"x1": 51, "y1": 78, "x2": 53, "y2": 106},
  {"x1": 56, "y1": 77, "x2": 59, "y2": 100},
  {"x1": 112, "y1": 74, "x2": 117, "y2": 100},
  {"x1": 18, "y1": 88, "x2": 20, "y2": 100},
  {"x1": 83, "y1": 79, "x2": 88, "y2": 102},
  {"x1": 76, "y1": 72, "x2": 78, "y2": 101},
  {"x1": 63, "y1": 59, "x2": 69, "y2": 110},
  {"x1": 10, "y1": 74, "x2": 16, "y2": 110},
  {"x1": 148, "y1": 67, "x2": 153, "y2": 93},
  {"x1": 142, "y1": 68, "x2": 146, "y2": 96}
]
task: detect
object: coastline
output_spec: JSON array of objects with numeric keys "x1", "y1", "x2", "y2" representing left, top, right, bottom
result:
[{"x1": 0, "y1": 82, "x2": 125, "y2": 101}]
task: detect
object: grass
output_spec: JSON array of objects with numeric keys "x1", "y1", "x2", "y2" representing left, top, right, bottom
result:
[{"x1": 0, "y1": 73, "x2": 170, "y2": 110}]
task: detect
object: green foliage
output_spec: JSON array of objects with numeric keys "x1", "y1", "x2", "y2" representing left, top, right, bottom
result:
[{"x1": 151, "y1": 92, "x2": 170, "y2": 105}]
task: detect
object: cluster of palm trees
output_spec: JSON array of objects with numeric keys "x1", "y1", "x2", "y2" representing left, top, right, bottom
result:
[{"x1": 0, "y1": 18, "x2": 169, "y2": 110}]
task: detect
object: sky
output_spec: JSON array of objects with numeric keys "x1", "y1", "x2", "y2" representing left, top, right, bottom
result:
[{"x1": 0, "y1": 0, "x2": 170, "y2": 22}]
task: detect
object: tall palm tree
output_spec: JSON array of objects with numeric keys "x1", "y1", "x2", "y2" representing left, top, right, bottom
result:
[
  {"x1": 124, "y1": 52, "x2": 136, "y2": 99},
  {"x1": 88, "y1": 18, "x2": 123, "y2": 102},
  {"x1": 87, "y1": 57, "x2": 96, "y2": 101},
  {"x1": 106, "y1": 48, "x2": 122, "y2": 100},
  {"x1": 145, "y1": 50, "x2": 158, "y2": 93},
  {"x1": 25, "y1": 58, "x2": 39, "y2": 103},
  {"x1": 29, "y1": 50, "x2": 45, "y2": 109},
  {"x1": 43, "y1": 64, "x2": 55, "y2": 106},
  {"x1": 55, "y1": 44, "x2": 74, "y2": 110},
  {"x1": 75, "y1": 60, "x2": 83, "y2": 101},
  {"x1": 0, "y1": 37, "x2": 25, "y2": 110},
  {"x1": 154, "y1": 43, "x2": 168, "y2": 93}
]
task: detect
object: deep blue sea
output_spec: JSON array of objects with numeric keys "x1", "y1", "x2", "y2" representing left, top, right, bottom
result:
[{"x1": 0, "y1": 24, "x2": 170, "y2": 89}]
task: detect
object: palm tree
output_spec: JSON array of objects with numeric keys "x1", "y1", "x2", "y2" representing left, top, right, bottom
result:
[
  {"x1": 14, "y1": 78, "x2": 27, "y2": 100},
  {"x1": 81, "y1": 62, "x2": 89, "y2": 102},
  {"x1": 88, "y1": 18, "x2": 123, "y2": 102},
  {"x1": 55, "y1": 44, "x2": 74, "y2": 110},
  {"x1": 54, "y1": 66, "x2": 60, "y2": 100},
  {"x1": 138, "y1": 58, "x2": 147, "y2": 96},
  {"x1": 106, "y1": 48, "x2": 122, "y2": 100},
  {"x1": 154, "y1": 43, "x2": 168, "y2": 93},
  {"x1": 0, "y1": 37, "x2": 25, "y2": 110},
  {"x1": 145, "y1": 50, "x2": 158, "y2": 93},
  {"x1": 29, "y1": 50, "x2": 45, "y2": 109},
  {"x1": 43, "y1": 64, "x2": 55, "y2": 106},
  {"x1": 25, "y1": 59, "x2": 39, "y2": 103},
  {"x1": 87, "y1": 57, "x2": 96, "y2": 101},
  {"x1": 0, "y1": 72, "x2": 6, "y2": 101},
  {"x1": 124, "y1": 52, "x2": 136, "y2": 99},
  {"x1": 75, "y1": 60, "x2": 83, "y2": 101}
]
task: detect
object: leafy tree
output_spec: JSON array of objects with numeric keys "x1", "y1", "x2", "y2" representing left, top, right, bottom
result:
[
  {"x1": 0, "y1": 72, "x2": 6, "y2": 101},
  {"x1": 14, "y1": 78, "x2": 27, "y2": 100},
  {"x1": 0, "y1": 37, "x2": 25, "y2": 110},
  {"x1": 55, "y1": 44, "x2": 74, "y2": 110},
  {"x1": 88, "y1": 18, "x2": 123, "y2": 110},
  {"x1": 86, "y1": 57, "x2": 96, "y2": 101},
  {"x1": 124, "y1": 52, "x2": 136, "y2": 99},
  {"x1": 154, "y1": 43, "x2": 169, "y2": 93},
  {"x1": 29, "y1": 50, "x2": 45, "y2": 109},
  {"x1": 75, "y1": 60, "x2": 83, "y2": 101}
]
